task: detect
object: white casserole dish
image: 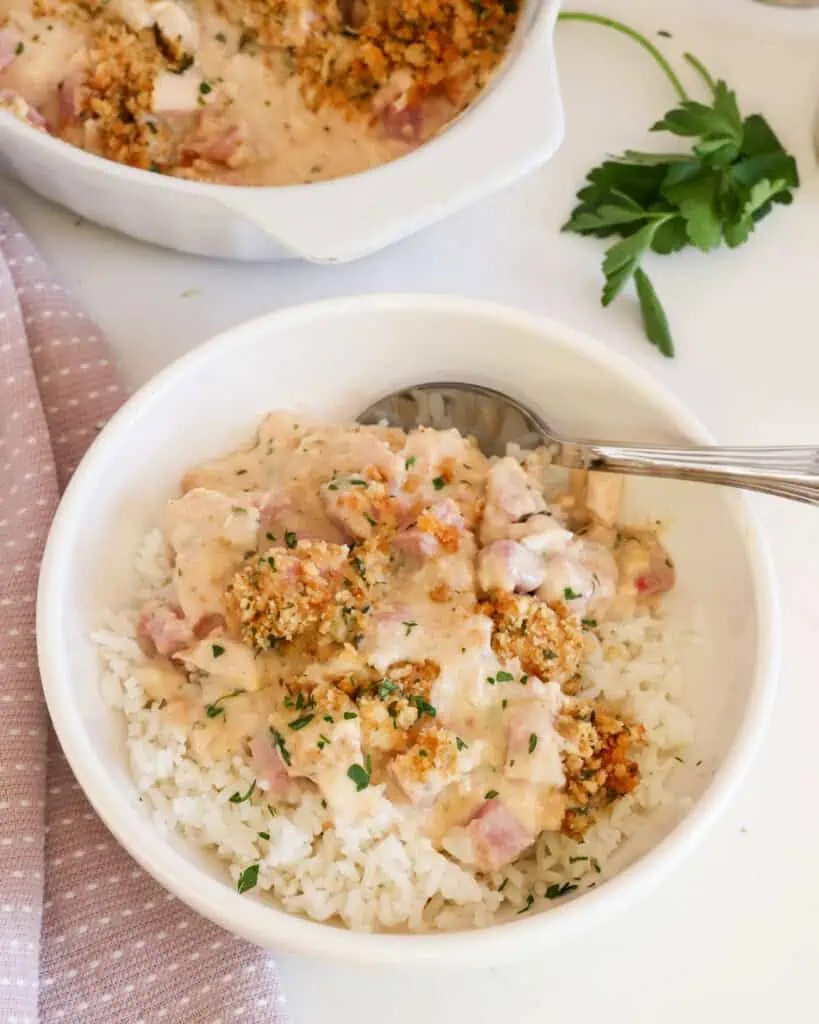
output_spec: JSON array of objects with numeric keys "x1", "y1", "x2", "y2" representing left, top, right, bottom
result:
[{"x1": 0, "y1": 0, "x2": 564, "y2": 261}]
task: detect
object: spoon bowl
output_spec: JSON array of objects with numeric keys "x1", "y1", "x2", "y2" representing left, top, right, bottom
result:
[{"x1": 359, "y1": 381, "x2": 819, "y2": 504}]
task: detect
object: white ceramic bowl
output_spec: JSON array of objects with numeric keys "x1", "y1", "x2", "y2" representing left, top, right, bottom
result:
[
  {"x1": 0, "y1": 1, "x2": 563, "y2": 262},
  {"x1": 37, "y1": 295, "x2": 780, "y2": 965}
]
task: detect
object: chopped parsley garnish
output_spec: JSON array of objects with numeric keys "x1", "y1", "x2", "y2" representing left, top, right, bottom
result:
[
  {"x1": 288, "y1": 714, "x2": 315, "y2": 731},
  {"x1": 365, "y1": 515, "x2": 377, "y2": 527},
  {"x1": 545, "y1": 881, "x2": 578, "y2": 900},
  {"x1": 405, "y1": 456, "x2": 416, "y2": 469},
  {"x1": 211, "y1": 643, "x2": 226, "y2": 658},
  {"x1": 267, "y1": 556, "x2": 276, "y2": 570},
  {"x1": 377, "y1": 678, "x2": 398, "y2": 699},
  {"x1": 498, "y1": 878, "x2": 509, "y2": 892},
  {"x1": 229, "y1": 780, "x2": 256, "y2": 804},
  {"x1": 403, "y1": 620, "x2": 418, "y2": 636},
  {"x1": 267, "y1": 805, "x2": 278, "y2": 818},
  {"x1": 199, "y1": 81, "x2": 213, "y2": 95},
  {"x1": 528, "y1": 734, "x2": 538, "y2": 754},
  {"x1": 484, "y1": 790, "x2": 499, "y2": 800},
  {"x1": 317, "y1": 734, "x2": 331, "y2": 750},
  {"x1": 324, "y1": 714, "x2": 334, "y2": 723},
  {"x1": 349, "y1": 478, "x2": 368, "y2": 487},
  {"x1": 352, "y1": 555, "x2": 366, "y2": 577},
  {"x1": 486, "y1": 675, "x2": 495, "y2": 686},
  {"x1": 173, "y1": 53, "x2": 194, "y2": 73},
  {"x1": 501, "y1": 698, "x2": 508, "y2": 709},
  {"x1": 409, "y1": 695, "x2": 436, "y2": 719},
  {"x1": 591, "y1": 857, "x2": 601, "y2": 874},
  {"x1": 569, "y1": 856, "x2": 588, "y2": 863},
  {"x1": 581, "y1": 618, "x2": 598, "y2": 628},
  {"x1": 347, "y1": 763, "x2": 370, "y2": 791},
  {"x1": 520, "y1": 674, "x2": 529, "y2": 685},
  {"x1": 542, "y1": 649, "x2": 558, "y2": 661},
  {"x1": 258, "y1": 831, "x2": 270, "y2": 840},
  {"x1": 284, "y1": 531, "x2": 297, "y2": 549},
  {"x1": 235, "y1": 468, "x2": 247, "y2": 476},
  {"x1": 269, "y1": 728, "x2": 291, "y2": 766},
  {"x1": 432, "y1": 476, "x2": 446, "y2": 490},
  {"x1": 496, "y1": 670, "x2": 513, "y2": 682},
  {"x1": 674, "y1": 755, "x2": 685, "y2": 763},
  {"x1": 215, "y1": 31, "x2": 227, "y2": 42},
  {"x1": 343, "y1": 711, "x2": 358, "y2": 720},
  {"x1": 563, "y1": 587, "x2": 582, "y2": 601},
  {"x1": 265, "y1": 531, "x2": 276, "y2": 542},
  {"x1": 327, "y1": 483, "x2": 338, "y2": 491},
  {"x1": 517, "y1": 894, "x2": 535, "y2": 914},
  {"x1": 237, "y1": 863, "x2": 259, "y2": 894},
  {"x1": 455, "y1": 737, "x2": 468, "y2": 751},
  {"x1": 15, "y1": 41, "x2": 25, "y2": 55},
  {"x1": 204, "y1": 688, "x2": 244, "y2": 718},
  {"x1": 418, "y1": 749, "x2": 429, "y2": 757}
]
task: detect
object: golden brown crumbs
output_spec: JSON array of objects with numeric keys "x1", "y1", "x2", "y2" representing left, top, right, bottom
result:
[
  {"x1": 485, "y1": 591, "x2": 584, "y2": 683},
  {"x1": 558, "y1": 701, "x2": 645, "y2": 838},
  {"x1": 417, "y1": 506, "x2": 461, "y2": 554}
]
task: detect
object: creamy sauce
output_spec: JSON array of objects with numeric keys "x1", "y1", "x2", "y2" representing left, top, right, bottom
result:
[
  {"x1": 132, "y1": 413, "x2": 675, "y2": 874},
  {"x1": 0, "y1": 0, "x2": 517, "y2": 183}
]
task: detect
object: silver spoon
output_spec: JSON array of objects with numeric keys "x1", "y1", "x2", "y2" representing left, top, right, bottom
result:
[{"x1": 358, "y1": 382, "x2": 819, "y2": 505}]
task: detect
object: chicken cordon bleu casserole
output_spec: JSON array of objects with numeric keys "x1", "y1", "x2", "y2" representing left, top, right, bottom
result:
[
  {"x1": 0, "y1": 0, "x2": 520, "y2": 184},
  {"x1": 93, "y1": 412, "x2": 693, "y2": 931}
]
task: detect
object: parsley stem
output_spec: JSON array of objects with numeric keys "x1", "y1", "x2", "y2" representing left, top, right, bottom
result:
[
  {"x1": 682, "y1": 52, "x2": 717, "y2": 96},
  {"x1": 557, "y1": 12, "x2": 688, "y2": 102}
]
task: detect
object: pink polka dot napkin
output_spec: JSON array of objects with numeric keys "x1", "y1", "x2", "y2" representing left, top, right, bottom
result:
[{"x1": 0, "y1": 210, "x2": 290, "y2": 1024}]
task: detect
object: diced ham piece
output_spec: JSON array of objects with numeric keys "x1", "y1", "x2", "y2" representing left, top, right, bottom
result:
[
  {"x1": 177, "y1": 636, "x2": 260, "y2": 691},
  {"x1": 509, "y1": 513, "x2": 573, "y2": 556},
  {"x1": 137, "y1": 600, "x2": 195, "y2": 657},
  {"x1": 380, "y1": 100, "x2": 423, "y2": 144},
  {"x1": 467, "y1": 799, "x2": 534, "y2": 872},
  {"x1": 182, "y1": 114, "x2": 246, "y2": 166},
  {"x1": 249, "y1": 734, "x2": 295, "y2": 798},
  {"x1": 478, "y1": 539, "x2": 545, "y2": 594},
  {"x1": 0, "y1": 29, "x2": 20, "y2": 72}
]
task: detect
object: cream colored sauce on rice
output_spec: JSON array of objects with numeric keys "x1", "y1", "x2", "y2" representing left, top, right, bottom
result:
[{"x1": 94, "y1": 413, "x2": 694, "y2": 931}]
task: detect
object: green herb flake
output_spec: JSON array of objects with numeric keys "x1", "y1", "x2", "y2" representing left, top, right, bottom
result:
[
  {"x1": 520, "y1": 674, "x2": 529, "y2": 686},
  {"x1": 591, "y1": 857, "x2": 601, "y2": 874},
  {"x1": 501, "y1": 698, "x2": 508, "y2": 709},
  {"x1": 455, "y1": 737, "x2": 468, "y2": 751},
  {"x1": 528, "y1": 733, "x2": 538, "y2": 754},
  {"x1": 484, "y1": 790, "x2": 499, "y2": 800},
  {"x1": 517, "y1": 894, "x2": 535, "y2": 914},
  {"x1": 409, "y1": 695, "x2": 436, "y2": 719},
  {"x1": 211, "y1": 643, "x2": 226, "y2": 658},
  {"x1": 288, "y1": 713, "x2": 315, "y2": 731},
  {"x1": 563, "y1": 587, "x2": 582, "y2": 601},
  {"x1": 204, "y1": 688, "x2": 244, "y2": 718},
  {"x1": 405, "y1": 456, "x2": 416, "y2": 469},
  {"x1": 378, "y1": 678, "x2": 397, "y2": 699},
  {"x1": 258, "y1": 831, "x2": 270, "y2": 840},
  {"x1": 496, "y1": 670, "x2": 514, "y2": 682},
  {"x1": 582, "y1": 618, "x2": 598, "y2": 629},
  {"x1": 545, "y1": 881, "x2": 578, "y2": 900},
  {"x1": 237, "y1": 863, "x2": 259, "y2": 894},
  {"x1": 199, "y1": 80, "x2": 213, "y2": 95},
  {"x1": 569, "y1": 856, "x2": 588, "y2": 864},
  {"x1": 229, "y1": 780, "x2": 256, "y2": 804},
  {"x1": 432, "y1": 476, "x2": 446, "y2": 490},
  {"x1": 347, "y1": 763, "x2": 370, "y2": 792},
  {"x1": 15, "y1": 41, "x2": 25, "y2": 55},
  {"x1": 270, "y1": 728, "x2": 291, "y2": 766},
  {"x1": 343, "y1": 711, "x2": 358, "y2": 720},
  {"x1": 542, "y1": 649, "x2": 558, "y2": 661},
  {"x1": 265, "y1": 531, "x2": 276, "y2": 542},
  {"x1": 498, "y1": 877, "x2": 509, "y2": 892},
  {"x1": 285, "y1": 531, "x2": 297, "y2": 549},
  {"x1": 215, "y1": 31, "x2": 227, "y2": 42},
  {"x1": 402, "y1": 620, "x2": 418, "y2": 637}
]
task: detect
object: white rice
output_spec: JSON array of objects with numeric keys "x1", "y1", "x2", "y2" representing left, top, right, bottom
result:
[{"x1": 94, "y1": 529, "x2": 694, "y2": 933}]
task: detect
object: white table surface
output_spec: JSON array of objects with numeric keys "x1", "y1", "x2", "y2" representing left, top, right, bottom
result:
[{"x1": 4, "y1": 0, "x2": 819, "y2": 1020}]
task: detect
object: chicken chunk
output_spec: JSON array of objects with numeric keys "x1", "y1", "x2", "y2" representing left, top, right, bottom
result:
[
  {"x1": 504, "y1": 697, "x2": 565, "y2": 787},
  {"x1": 477, "y1": 539, "x2": 545, "y2": 594},
  {"x1": 164, "y1": 488, "x2": 260, "y2": 628},
  {"x1": 389, "y1": 725, "x2": 473, "y2": 805},
  {"x1": 480, "y1": 457, "x2": 546, "y2": 544},
  {"x1": 537, "y1": 539, "x2": 618, "y2": 619},
  {"x1": 176, "y1": 636, "x2": 260, "y2": 691},
  {"x1": 487, "y1": 592, "x2": 583, "y2": 684}
]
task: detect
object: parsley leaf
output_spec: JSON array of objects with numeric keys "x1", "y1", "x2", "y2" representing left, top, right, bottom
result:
[
  {"x1": 560, "y1": 13, "x2": 799, "y2": 356},
  {"x1": 347, "y1": 763, "x2": 370, "y2": 791},
  {"x1": 229, "y1": 780, "x2": 256, "y2": 804},
  {"x1": 237, "y1": 863, "x2": 259, "y2": 894}
]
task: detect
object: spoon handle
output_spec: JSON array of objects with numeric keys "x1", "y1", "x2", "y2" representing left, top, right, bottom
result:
[{"x1": 559, "y1": 442, "x2": 819, "y2": 505}]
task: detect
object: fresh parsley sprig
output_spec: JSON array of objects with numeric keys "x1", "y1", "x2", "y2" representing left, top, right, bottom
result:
[{"x1": 560, "y1": 12, "x2": 799, "y2": 357}]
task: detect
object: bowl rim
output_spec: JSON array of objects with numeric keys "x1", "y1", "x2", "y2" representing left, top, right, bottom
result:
[{"x1": 36, "y1": 294, "x2": 781, "y2": 966}]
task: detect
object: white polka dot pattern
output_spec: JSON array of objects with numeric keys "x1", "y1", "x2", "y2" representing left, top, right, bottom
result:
[{"x1": 0, "y1": 212, "x2": 289, "y2": 1024}]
